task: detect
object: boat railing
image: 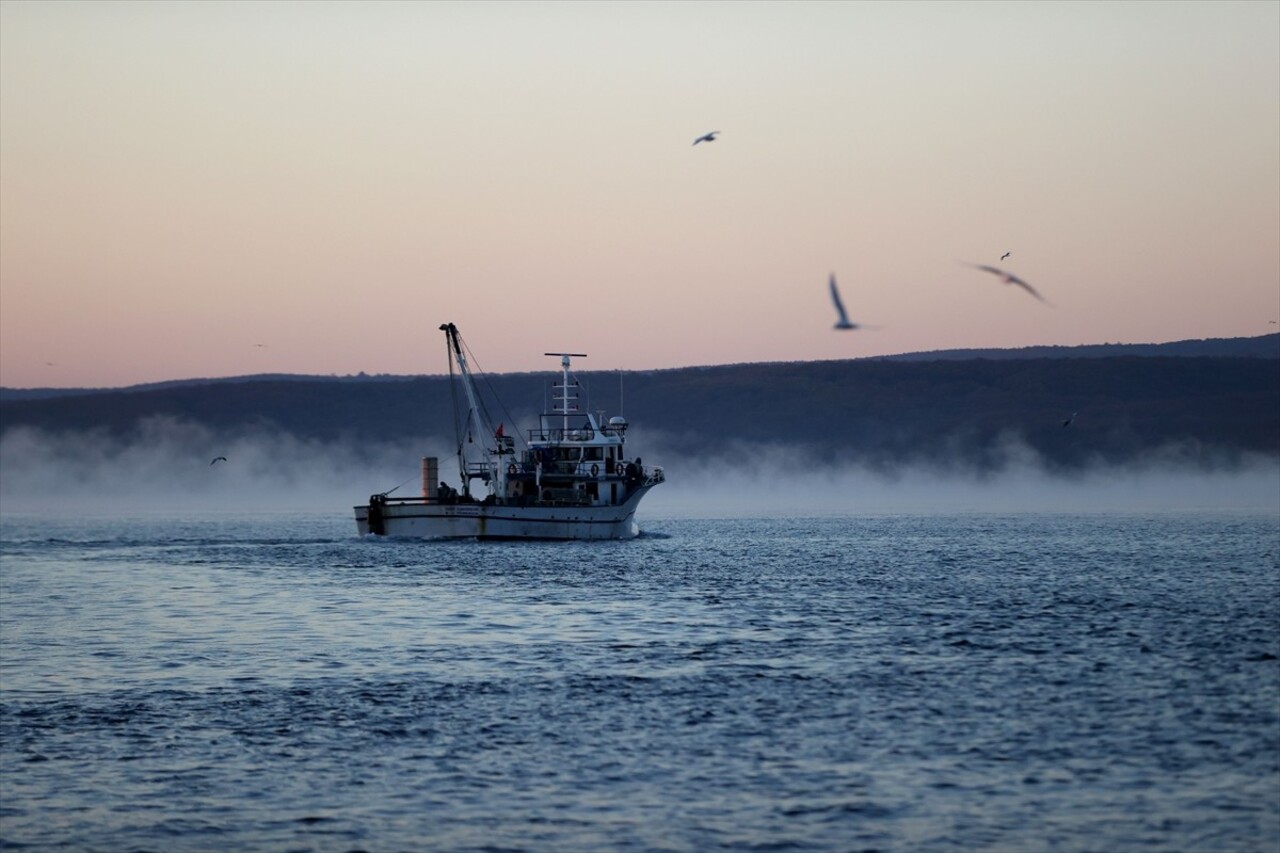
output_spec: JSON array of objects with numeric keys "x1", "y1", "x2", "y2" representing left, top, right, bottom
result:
[
  {"x1": 537, "y1": 486, "x2": 592, "y2": 506},
  {"x1": 463, "y1": 461, "x2": 493, "y2": 481},
  {"x1": 537, "y1": 497, "x2": 593, "y2": 508},
  {"x1": 369, "y1": 493, "x2": 486, "y2": 506},
  {"x1": 371, "y1": 494, "x2": 427, "y2": 505},
  {"x1": 529, "y1": 460, "x2": 578, "y2": 476}
]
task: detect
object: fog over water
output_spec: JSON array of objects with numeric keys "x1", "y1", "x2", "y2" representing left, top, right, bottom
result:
[
  {"x1": 1, "y1": 417, "x2": 1275, "y2": 518},
  {"x1": 641, "y1": 429, "x2": 1280, "y2": 516}
]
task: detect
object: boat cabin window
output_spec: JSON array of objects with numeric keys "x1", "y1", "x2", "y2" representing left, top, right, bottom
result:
[{"x1": 583, "y1": 447, "x2": 603, "y2": 461}]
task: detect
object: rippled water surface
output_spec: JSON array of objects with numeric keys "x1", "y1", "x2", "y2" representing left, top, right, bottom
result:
[{"x1": 2, "y1": 511, "x2": 1277, "y2": 851}]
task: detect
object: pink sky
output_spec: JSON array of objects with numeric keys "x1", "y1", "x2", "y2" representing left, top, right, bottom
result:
[{"x1": 2, "y1": 0, "x2": 1277, "y2": 388}]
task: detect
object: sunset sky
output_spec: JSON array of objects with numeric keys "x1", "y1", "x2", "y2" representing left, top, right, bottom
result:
[{"x1": 2, "y1": 0, "x2": 1277, "y2": 388}]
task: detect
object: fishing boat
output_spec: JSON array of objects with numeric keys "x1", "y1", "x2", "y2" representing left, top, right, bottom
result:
[{"x1": 354, "y1": 323, "x2": 664, "y2": 539}]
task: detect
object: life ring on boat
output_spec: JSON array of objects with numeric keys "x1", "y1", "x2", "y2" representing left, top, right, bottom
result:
[
  {"x1": 590, "y1": 463, "x2": 599, "y2": 477},
  {"x1": 507, "y1": 463, "x2": 517, "y2": 476},
  {"x1": 615, "y1": 462, "x2": 625, "y2": 476}
]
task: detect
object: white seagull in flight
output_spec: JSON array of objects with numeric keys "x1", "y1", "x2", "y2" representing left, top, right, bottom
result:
[
  {"x1": 692, "y1": 130, "x2": 720, "y2": 145},
  {"x1": 967, "y1": 264, "x2": 1049, "y2": 304}
]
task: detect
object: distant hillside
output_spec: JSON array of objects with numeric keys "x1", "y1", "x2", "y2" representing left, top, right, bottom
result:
[
  {"x1": 0, "y1": 372, "x2": 418, "y2": 402},
  {"x1": 3, "y1": 347, "x2": 1277, "y2": 473},
  {"x1": 876, "y1": 334, "x2": 1280, "y2": 362},
  {"x1": 3, "y1": 335, "x2": 1274, "y2": 402}
]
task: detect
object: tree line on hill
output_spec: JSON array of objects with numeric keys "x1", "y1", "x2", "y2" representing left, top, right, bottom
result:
[{"x1": 2, "y1": 348, "x2": 1276, "y2": 473}]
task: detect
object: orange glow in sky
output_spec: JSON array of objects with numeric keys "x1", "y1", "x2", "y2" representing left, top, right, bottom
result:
[{"x1": 2, "y1": 1, "x2": 1277, "y2": 387}]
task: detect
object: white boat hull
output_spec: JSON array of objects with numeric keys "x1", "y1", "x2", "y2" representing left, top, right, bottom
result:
[{"x1": 355, "y1": 487, "x2": 655, "y2": 540}]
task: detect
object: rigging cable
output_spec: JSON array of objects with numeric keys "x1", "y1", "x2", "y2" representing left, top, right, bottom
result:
[
  {"x1": 460, "y1": 336, "x2": 528, "y2": 453},
  {"x1": 378, "y1": 473, "x2": 418, "y2": 498}
]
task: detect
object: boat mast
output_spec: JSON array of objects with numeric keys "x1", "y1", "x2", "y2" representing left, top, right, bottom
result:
[
  {"x1": 442, "y1": 323, "x2": 490, "y2": 492},
  {"x1": 545, "y1": 352, "x2": 587, "y2": 433}
]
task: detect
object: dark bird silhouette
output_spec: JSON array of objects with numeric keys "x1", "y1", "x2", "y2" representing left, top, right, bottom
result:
[
  {"x1": 967, "y1": 264, "x2": 1048, "y2": 303},
  {"x1": 210, "y1": 456, "x2": 227, "y2": 466},
  {"x1": 253, "y1": 343, "x2": 267, "y2": 348},
  {"x1": 1061, "y1": 412, "x2": 1077, "y2": 428},
  {"x1": 692, "y1": 131, "x2": 720, "y2": 145},
  {"x1": 830, "y1": 274, "x2": 854, "y2": 329},
  {"x1": 1000, "y1": 251, "x2": 1011, "y2": 261},
  {"x1": 828, "y1": 273, "x2": 876, "y2": 330}
]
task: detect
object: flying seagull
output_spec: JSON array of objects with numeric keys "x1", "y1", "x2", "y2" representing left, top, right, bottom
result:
[
  {"x1": 1000, "y1": 251, "x2": 1011, "y2": 261},
  {"x1": 1061, "y1": 412, "x2": 1077, "y2": 428},
  {"x1": 828, "y1": 273, "x2": 869, "y2": 330},
  {"x1": 210, "y1": 456, "x2": 227, "y2": 466},
  {"x1": 967, "y1": 264, "x2": 1048, "y2": 303},
  {"x1": 692, "y1": 131, "x2": 720, "y2": 145}
]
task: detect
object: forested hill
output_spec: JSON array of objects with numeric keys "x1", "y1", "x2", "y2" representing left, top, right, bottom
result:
[
  {"x1": 3, "y1": 334, "x2": 1274, "y2": 403},
  {"x1": 3, "y1": 341, "x2": 1277, "y2": 472},
  {"x1": 876, "y1": 333, "x2": 1279, "y2": 362}
]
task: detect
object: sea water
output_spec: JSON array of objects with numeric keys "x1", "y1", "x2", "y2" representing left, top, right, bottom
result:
[{"x1": 1, "y1": 511, "x2": 1277, "y2": 852}]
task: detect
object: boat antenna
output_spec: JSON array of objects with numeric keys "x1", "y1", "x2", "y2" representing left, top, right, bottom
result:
[
  {"x1": 619, "y1": 368, "x2": 624, "y2": 418},
  {"x1": 545, "y1": 352, "x2": 587, "y2": 434}
]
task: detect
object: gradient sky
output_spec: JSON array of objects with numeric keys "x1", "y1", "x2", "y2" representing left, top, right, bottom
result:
[{"x1": 2, "y1": 0, "x2": 1277, "y2": 388}]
